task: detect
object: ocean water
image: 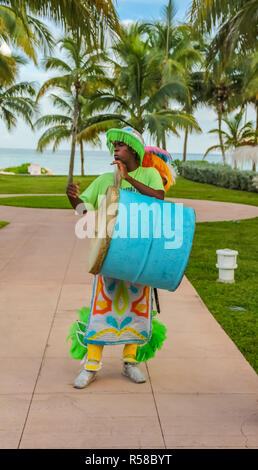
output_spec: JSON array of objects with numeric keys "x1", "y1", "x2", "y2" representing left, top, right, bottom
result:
[{"x1": 0, "y1": 147, "x2": 228, "y2": 175}]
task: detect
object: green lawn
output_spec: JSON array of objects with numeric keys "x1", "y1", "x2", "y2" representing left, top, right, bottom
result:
[
  {"x1": 0, "y1": 174, "x2": 257, "y2": 207},
  {"x1": 0, "y1": 195, "x2": 71, "y2": 209},
  {"x1": 186, "y1": 217, "x2": 258, "y2": 373},
  {"x1": 0, "y1": 221, "x2": 9, "y2": 229},
  {"x1": 0, "y1": 174, "x2": 96, "y2": 195},
  {"x1": 165, "y1": 176, "x2": 258, "y2": 206}
]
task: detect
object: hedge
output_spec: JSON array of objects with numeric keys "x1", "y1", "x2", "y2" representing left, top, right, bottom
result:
[
  {"x1": 179, "y1": 161, "x2": 258, "y2": 193},
  {"x1": 3, "y1": 162, "x2": 49, "y2": 175}
]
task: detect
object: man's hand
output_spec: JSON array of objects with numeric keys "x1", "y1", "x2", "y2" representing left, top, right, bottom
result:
[
  {"x1": 66, "y1": 181, "x2": 81, "y2": 199},
  {"x1": 111, "y1": 160, "x2": 128, "y2": 179}
]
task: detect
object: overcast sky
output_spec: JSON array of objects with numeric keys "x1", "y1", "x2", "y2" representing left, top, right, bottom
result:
[{"x1": 0, "y1": 0, "x2": 255, "y2": 154}]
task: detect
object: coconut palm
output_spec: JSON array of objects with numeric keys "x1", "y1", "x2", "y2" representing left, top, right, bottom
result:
[
  {"x1": 142, "y1": 1, "x2": 203, "y2": 150},
  {"x1": 0, "y1": 7, "x2": 25, "y2": 83},
  {"x1": 203, "y1": 56, "x2": 245, "y2": 164},
  {"x1": 36, "y1": 35, "x2": 120, "y2": 182},
  {"x1": 0, "y1": 0, "x2": 119, "y2": 38},
  {"x1": 0, "y1": 80, "x2": 37, "y2": 129},
  {"x1": 0, "y1": 45, "x2": 26, "y2": 86},
  {"x1": 35, "y1": 92, "x2": 124, "y2": 176},
  {"x1": 181, "y1": 70, "x2": 207, "y2": 161},
  {"x1": 239, "y1": 52, "x2": 258, "y2": 145},
  {"x1": 88, "y1": 22, "x2": 201, "y2": 149},
  {"x1": 190, "y1": 0, "x2": 258, "y2": 61},
  {"x1": 0, "y1": 3, "x2": 54, "y2": 67},
  {"x1": 203, "y1": 110, "x2": 256, "y2": 166}
]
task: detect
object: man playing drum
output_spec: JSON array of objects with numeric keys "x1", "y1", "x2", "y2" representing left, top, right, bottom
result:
[{"x1": 66, "y1": 127, "x2": 165, "y2": 388}]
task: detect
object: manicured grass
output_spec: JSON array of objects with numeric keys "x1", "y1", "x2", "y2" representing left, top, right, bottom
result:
[
  {"x1": 0, "y1": 195, "x2": 71, "y2": 209},
  {"x1": 185, "y1": 217, "x2": 258, "y2": 373},
  {"x1": 166, "y1": 176, "x2": 258, "y2": 206},
  {"x1": 0, "y1": 174, "x2": 257, "y2": 207},
  {"x1": 0, "y1": 221, "x2": 9, "y2": 229},
  {"x1": 0, "y1": 174, "x2": 96, "y2": 195}
]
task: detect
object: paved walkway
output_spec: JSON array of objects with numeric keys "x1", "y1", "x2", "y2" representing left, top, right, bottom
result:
[
  {"x1": 1, "y1": 193, "x2": 258, "y2": 222},
  {"x1": 0, "y1": 201, "x2": 257, "y2": 449}
]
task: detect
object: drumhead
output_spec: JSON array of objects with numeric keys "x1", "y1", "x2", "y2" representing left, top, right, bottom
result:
[{"x1": 88, "y1": 185, "x2": 120, "y2": 274}]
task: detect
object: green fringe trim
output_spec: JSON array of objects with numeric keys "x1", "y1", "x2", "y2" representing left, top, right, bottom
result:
[
  {"x1": 66, "y1": 306, "x2": 90, "y2": 360},
  {"x1": 136, "y1": 311, "x2": 167, "y2": 363},
  {"x1": 106, "y1": 128, "x2": 145, "y2": 163},
  {"x1": 66, "y1": 307, "x2": 167, "y2": 363}
]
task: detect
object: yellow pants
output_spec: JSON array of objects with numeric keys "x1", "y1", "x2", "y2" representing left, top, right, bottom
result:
[{"x1": 85, "y1": 343, "x2": 138, "y2": 371}]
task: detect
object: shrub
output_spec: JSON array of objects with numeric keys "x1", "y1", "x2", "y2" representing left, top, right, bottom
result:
[
  {"x1": 171, "y1": 159, "x2": 183, "y2": 175},
  {"x1": 3, "y1": 163, "x2": 48, "y2": 175},
  {"x1": 180, "y1": 161, "x2": 258, "y2": 193},
  {"x1": 4, "y1": 162, "x2": 31, "y2": 174}
]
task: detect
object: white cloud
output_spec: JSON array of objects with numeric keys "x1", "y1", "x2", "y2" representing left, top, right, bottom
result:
[
  {"x1": 121, "y1": 19, "x2": 135, "y2": 27},
  {"x1": 0, "y1": 41, "x2": 11, "y2": 56}
]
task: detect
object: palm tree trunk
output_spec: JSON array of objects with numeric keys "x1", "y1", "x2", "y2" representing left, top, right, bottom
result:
[
  {"x1": 80, "y1": 140, "x2": 85, "y2": 176},
  {"x1": 253, "y1": 102, "x2": 258, "y2": 172},
  {"x1": 218, "y1": 105, "x2": 226, "y2": 165},
  {"x1": 68, "y1": 80, "x2": 80, "y2": 185},
  {"x1": 183, "y1": 128, "x2": 188, "y2": 162},
  {"x1": 162, "y1": 132, "x2": 166, "y2": 150}
]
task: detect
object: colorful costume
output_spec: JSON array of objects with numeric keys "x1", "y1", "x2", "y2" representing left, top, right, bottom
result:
[{"x1": 67, "y1": 128, "x2": 175, "y2": 370}]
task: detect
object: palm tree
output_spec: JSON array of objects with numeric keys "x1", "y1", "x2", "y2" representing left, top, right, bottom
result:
[
  {"x1": 142, "y1": 1, "x2": 203, "y2": 151},
  {"x1": 36, "y1": 35, "x2": 120, "y2": 182},
  {"x1": 203, "y1": 110, "x2": 256, "y2": 167},
  {"x1": 190, "y1": 0, "x2": 257, "y2": 62},
  {"x1": 182, "y1": 70, "x2": 206, "y2": 161},
  {"x1": 0, "y1": 3, "x2": 54, "y2": 66},
  {"x1": 35, "y1": 92, "x2": 124, "y2": 176},
  {"x1": 0, "y1": 1, "x2": 119, "y2": 39},
  {"x1": 203, "y1": 56, "x2": 244, "y2": 164},
  {"x1": 0, "y1": 80, "x2": 37, "y2": 129},
  {"x1": 88, "y1": 23, "x2": 201, "y2": 149},
  {"x1": 239, "y1": 52, "x2": 258, "y2": 149}
]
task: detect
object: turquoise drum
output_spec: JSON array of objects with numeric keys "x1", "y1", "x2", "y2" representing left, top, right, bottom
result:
[{"x1": 88, "y1": 186, "x2": 195, "y2": 292}]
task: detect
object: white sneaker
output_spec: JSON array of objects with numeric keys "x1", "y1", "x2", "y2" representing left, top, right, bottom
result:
[
  {"x1": 122, "y1": 362, "x2": 146, "y2": 383},
  {"x1": 73, "y1": 369, "x2": 97, "y2": 389}
]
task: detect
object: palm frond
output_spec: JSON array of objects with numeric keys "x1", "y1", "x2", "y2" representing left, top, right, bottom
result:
[
  {"x1": 4, "y1": 81, "x2": 37, "y2": 97},
  {"x1": 0, "y1": 105, "x2": 16, "y2": 130},
  {"x1": 37, "y1": 125, "x2": 71, "y2": 152},
  {"x1": 42, "y1": 57, "x2": 72, "y2": 73},
  {"x1": 36, "y1": 75, "x2": 72, "y2": 101},
  {"x1": 145, "y1": 80, "x2": 188, "y2": 111},
  {"x1": 50, "y1": 94, "x2": 73, "y2": 113},
  {"x1": 203, "y1": 144, "x2": 224, "y2": 159},
  {"x1": 0, "y1": 0, "x2": 120, "y2": 38},
  {"x1": 34, "y1": 114, "x2": 72, "y2": 129},
  {"x1": 27, "y1": 15, "x2": 54, "y2": 55},
  {"x1": 77, "y1": 119, "x2": 122, "y2": 142}
]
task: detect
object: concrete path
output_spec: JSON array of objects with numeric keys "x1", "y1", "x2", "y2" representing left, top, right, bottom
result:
[
  {"x1": 1, "y1": 193, "x2": 258, "y2": 222},
  {"x1": 0, "y1": 202, "x2": 257, "y2": 449}
]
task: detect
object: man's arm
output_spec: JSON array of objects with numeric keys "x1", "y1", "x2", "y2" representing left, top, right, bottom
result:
[
  {"x1": 111, "y1": 161, "x2": 165, "y2": 200},
  {"x1": 125, "y1": 175, "x2": 165, "y2": 200},
  {"x1": 66, "y1": 182, "x2": 87, "y2": 214}
]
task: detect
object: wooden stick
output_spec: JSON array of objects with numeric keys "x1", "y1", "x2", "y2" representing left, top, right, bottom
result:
[{"x1": 153, "y1": 288, "x2": 160, "y2": 314}]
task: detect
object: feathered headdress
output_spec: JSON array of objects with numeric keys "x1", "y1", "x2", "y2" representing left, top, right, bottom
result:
[{"x1": 143, "y1": 146, "x2": 176, "y2": 191}]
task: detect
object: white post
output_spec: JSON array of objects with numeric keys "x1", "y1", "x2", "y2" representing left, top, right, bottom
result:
[{"x1": 216, "y1": 249, "x2": 238, "y2": 283}]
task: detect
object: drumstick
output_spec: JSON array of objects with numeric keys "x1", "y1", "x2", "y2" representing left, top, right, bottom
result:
[{"x1": 154, "y1": 288, "x2": 160, "y2": 314}]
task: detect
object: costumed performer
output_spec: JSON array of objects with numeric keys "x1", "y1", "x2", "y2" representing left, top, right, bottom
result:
[{"x1": 66, "y1": 127, "x2": 168, "y2": 388}]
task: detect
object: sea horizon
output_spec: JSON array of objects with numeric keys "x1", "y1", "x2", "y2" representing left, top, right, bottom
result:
[{"x1": 0, "y1": 147, "x2": 252, "y2": 174}]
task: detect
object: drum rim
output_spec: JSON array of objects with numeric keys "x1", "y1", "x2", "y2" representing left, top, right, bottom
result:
[{"x1": 88, "y1": 185, "x2": 120, "y2": 274}]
